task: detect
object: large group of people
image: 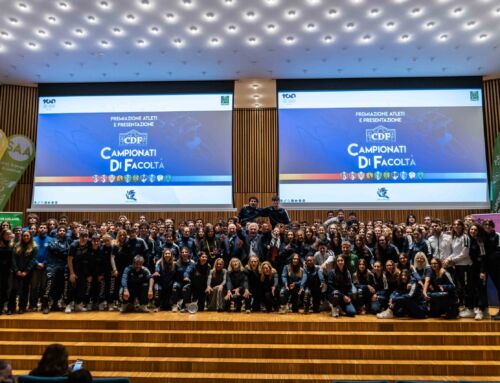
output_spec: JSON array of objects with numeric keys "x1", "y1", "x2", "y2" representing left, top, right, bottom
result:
[{"x1": 0, "y1": 196, "x2": 499, "y2": 320}]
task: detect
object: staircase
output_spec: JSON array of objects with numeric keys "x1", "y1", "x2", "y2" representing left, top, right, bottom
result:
[{"x1": 1, "y1": 311, "x2": 500, "y2": 382}]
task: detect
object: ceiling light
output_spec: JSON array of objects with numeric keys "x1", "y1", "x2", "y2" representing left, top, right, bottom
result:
[
  {"x1": 136, "y1": 38, "x2": 147, "y2": 46},
  {"x1": 125, "y1": 14, "x2": 136, "y2": 22},
  {"x1": 223, "y1": 0, "x2": 235, "y2": 6},
  {"x1": 17, "y1": 3, "x2": 29, "y2": 11},
  {"x1": 266, "y1": 23, "x2": 278, "y2": 33},
  {"x1": 181, "y1": 0, "x2": 193, "y2": 6},
  {"x1": 265, "y1": 0, "x2": 279, "y2": 6},
  {"x1": 251, "y1": 83, "x2": 259, "y2": 89},
  {"x1": 285, "y1": 9, "x2": 298, "y2": 19},
  {"x1": 87, "y1": 15, "x2": 98, "y2": 23},
  {"x1": 98, "y1": 1, "x2": 110, "y2": 9},
  {"x1": 226, "y1": 24, "x2": 238, "y2": 33},
  {"x1": 58, "y1": 2, "x2": 70, "y2": 10},
  {"x1": 100, "y1": 39, "x2": 110, "y2": 47},
  {"x1": 255, "y1": 103, "x2": 261, "y2": 108},
  {"x1": 410, "y1": 7, "x2": 422, "y2": 16},
  {"x1": 478, "y1": 33, "x2": 488, "y2": 41},
  {"x1": 0, "y1": 31, "x2": 10, "y2": 39},
  {"x1": 63, "y1": 40, "x2": 74, "y2": 48},
  {"x1": 204, "y1": 11, "x2": 216, "y2": 21},
  {"x1": 26, "y1": 41, "x2": 38, "y2": 49},
  {"x1": 400, "y1": 33, "x2": 411, "y2": 42},
  {"x1": 247, "y1": 36, "x2": 258, "y2": 45},
  {"x1": 37, "y1": 29, "x2": 48, "y2": 37},
  {"x1": 385, "y1": 21, "x2": 396, "y2": 29},
  {"x1": 465, "y1": 20, "x2": 477, "y2": 29},
  {"x1": 284, "y1": 35, "x2": 296, "y2": 44},
  {"x1": 326, "y1": 8, "x2": 339, "y2": 18},
  {"x1": 8, "y1": 17, "x2": 19, "y2": 24},
  {"x1": 425, "y1": 20, "x2": 436, "y2": 29},
  {"x1": 253, "y1": 94, "x2": 260, "y2": 99},
  {"x1": 369, "y1": 8, "x2": 381, "y2": 17},
  {"x1": 139, "y1": 0, "x2": 152, "y2": 7},
  {"x1": 188, "y1": 25, "x2": 200, "y2": 33},
  {"x1": 452, "y1": 7, "x2": 464, "y2": 16},
  {"x1": 323, "y1": 34, "x2": 334, "y2": 43},
  {"x1": 73, "y1": 28, "x2": 86, "y2": 37},
  {"x1": 209, "y1": 37, "x2": 221, "y2": 45},
  {"x1": 362, "y1": 34, "x2": 373, "y2": 42},
  {"x1": 111, "y1": 27, "x2": 122, "y2": 34},
  {"x1": 305, "y1": 22, "x2": 316, "y2": 31},
  {"x1": 172, "y1": 37, "x2": 183, "y2": 46},
  {"x1": 345, "y1": 22, "x2": 356, "y2": 30},
  {"x1": 244, "y1": 10, "x2": 258, "y2": 20},
  {"x1": 164, "y1": 12, "x2": 177, "y2": 23},
  {"x1": 47, "y1": 15, "x2": 57, "y2": 23},
  {"x1": 438, "y1": 33, "x2": 449, "y2": 41}
]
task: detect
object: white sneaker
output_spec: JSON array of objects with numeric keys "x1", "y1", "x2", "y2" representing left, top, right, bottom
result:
[
  {"x1": 475, "y1": 310, "x2": 484, "y2": 321},
  {"x1": 376, "y1": 308, "x2": 394, "y2": 319},
  {"x1": 331, "y1": 306, "x2": 340, "y2": 317},
  {"x1": 74, "y1": 303, "x2": 86, "y2": 312},
  {"x1": 459, "y1": 308, "x2": 475, "y2": 318},
  {"x1": 64, "y1": 304, "x2": 73, "y2": 314}
]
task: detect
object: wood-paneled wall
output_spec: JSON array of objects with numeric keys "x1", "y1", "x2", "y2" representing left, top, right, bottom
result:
[{"x1": 1, "y1": 79, "x2": 499, "y2": 225}]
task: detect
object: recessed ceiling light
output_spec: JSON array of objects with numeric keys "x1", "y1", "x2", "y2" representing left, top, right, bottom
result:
[
  {"x1": 251, "y1": 83, "x2": 259, "y2": 89},
  {"x1": 188, "y1": 25, "x2": 199, "y2": 33},
  {"x1": 253, "y1": 94, "x2": 261, "y2": 99},
  {"x1": 247, "y1": 36, "x2": 258, "y2": 45},
  {"x1": 139, "y1": 0, "x2": 151, "y2": 7},
  {"x1": 150, "y1": 26, "x2": 160, "y2": 34},
  {"x1": 37, "y1": 29, "x2": 48, "y2": 36},
  {"x1": 17, "y1": 2, "x2": 29, "y2": 11},
  {"x1": 136, "y1": 38, "x2": 147, "y2": 46},
  {"x1": 425, "y1": 20, "x2": 436, "y2": 29},
  {"x1": 244, "y1": 10, "x2": 257, "y2": 20},
  {"x1": 345, "y1": 22, "x2": 356, "y2": 30},
  {"x1": 111, "y1": 27, "x2": 122, "y2": 34},
  {"x1": 204, "y1": 11, "x2": 216, "y2": 21},
  {"x1": 305, "y1": 22, "x2": 316, "y2": 31},
  {"x1": 400, "y1": 33, "x2": 410, "y2": 42},
  {"x1": 125, "y1": 14, "x2": 136, "y2": 22},
  {"x1": 223, "y1": 0, "x2": 235, "y2": 6},
  {"x1": 226, "y1": 24, "x2": 238, "y2": 33},
  {"x1": 0, "y1": 31, "x2": 10, "y2": 38},
  {"x1": 266, "y1": 23, "x2": 278, "y2": 32},
  {"x1": 58, "y1": 2, "x2": 70, "y2": 10},
  {"x1": 172, "y1": 37, "x2": 183, "y2": 46},
  {"x1": 362, "y1": 34, "x2": 372, "y2": 41},
  {"x1": 99, "y1": 1, "x2": 110, "y2": 8},
  {"x1": 478, "y1": 33, "x2": 488, "y2": 40},
  {"x1": 26, "y1": 41, "x2": 38, "y2": 49},
  {"x1": 439, "y1": 33, "x2": 449, "y2": 41},
  {"x1": 8, "y1": 17, "x2": 19, "y2": 24},
  {"x1": 63, "y1": 40, "x2": 74, "y2": 48},
  {"x1": 326, "y1": 9, "x2": 339, "y2": 19},
  {"x1": 209, "y1": 37, "x2": 221, "y2": 45},
  {"x1": 323, "y1": 34, "x2": 334, "y2": 43},
  {"x1": 285, "y1": 9, "x2": 298, "y2": 19},
  {"x1": 87, "y1": 15, "x2": 98, "y2": 23},
  {"x1": 181, "y1": 0, "x2": 193, "y2": 6},
  {"x1": 385, "y1": 21, "x2": 396, "y2": 29},
  {"x1": 465, "y1": 20, "x2": 477, "y2": 28},
  {"x1": 255, "y1": 103, "x2": 261, "y2": 108},
  {"x1": 369, "y1": 8, "x2": 381, "y2": 17},
  {"x1": 284, "y1": 35, "x2": 296, "y2": 44},
  {"x1": 410, "y1": 7, "x2": 422, "y2": 16},
  {"x1": 47, "y1": 15, "x2": 57, "y2": 23},
  {"x1": 265, "y1": 0, "x2": 279, "y2": 6},
  {"x1": 100, "y1": 39, "x2": 110, "y2": 47},
  {"x1": 164, "y1": 12, "x2": 177, "y2": 23},
  {"x1": 452, "y1": 7, "x2": 464, "y2": 16}
]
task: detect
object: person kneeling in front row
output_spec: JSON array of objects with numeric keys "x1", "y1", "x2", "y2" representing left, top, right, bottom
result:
[{"x1": 120, "y1": 255, "x2": 153, "y2": 313}]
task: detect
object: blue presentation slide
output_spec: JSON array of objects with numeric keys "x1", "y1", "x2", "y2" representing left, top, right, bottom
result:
[
  {"x1": 278, "y1": 89, "x2": 489, "y2": 208},
  {"x1": 32, "y1": 94, "x2": 233, "y2": 209}
]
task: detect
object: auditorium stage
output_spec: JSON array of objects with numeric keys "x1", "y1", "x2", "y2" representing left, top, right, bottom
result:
[{"x1": 1, "y1": 310, "x2": 500, "y2": 383}]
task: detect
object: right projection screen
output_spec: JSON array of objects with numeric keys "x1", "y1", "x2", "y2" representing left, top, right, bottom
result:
[{"x1": 277, "y1": 78, "x2": 489, "y2": 209}]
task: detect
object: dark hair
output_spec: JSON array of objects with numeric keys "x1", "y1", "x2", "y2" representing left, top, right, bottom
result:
[
  {"x1": 271, "y1": 195, "x2": 280, "y2": 202},
  {"x1": 30, "y1": 343, "x2": 69, "y2": 377},
  {"x1": 248, "y1": 196, "x2": 259, "y2": 203},
  {"x1": 68, "y1": 369, "x2": 93, "y2": 383}
]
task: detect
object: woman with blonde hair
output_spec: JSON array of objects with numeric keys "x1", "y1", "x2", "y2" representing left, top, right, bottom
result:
[
  {"x1": 8, "y1": 230, "x2": 37, "y2": 314},
  {"x1": 206, "y1": 257, "x2": 227, "y2": 311},
  {"x1": 280, "y1": 253, "x2": 303, "y2": 313},
  {"x1": 152, "y1": 248, "x2": 176, "y2": 310},
  {"x1": 259, "y1": 261, "x2": 279, "y2": 312}
]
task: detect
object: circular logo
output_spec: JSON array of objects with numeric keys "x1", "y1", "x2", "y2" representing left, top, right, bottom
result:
[{"x1": 7, "y1": 135, "x2": 33, "y2": 162}]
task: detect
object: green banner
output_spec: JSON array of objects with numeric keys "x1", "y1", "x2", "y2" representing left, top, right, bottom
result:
[
  {"x1": 491, "y1": 134, "x2": 500, "y2": 212},
  {"x1": 0, "y1": 134, "x2": 35, "y2": 211},
  {"x1": 0, "y1": 212, "x2": 23, "y2": 227}
]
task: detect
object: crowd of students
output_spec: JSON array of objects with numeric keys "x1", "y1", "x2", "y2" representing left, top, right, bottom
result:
[{"x1": 0, "y1": 197, "x2": 499, "y2": 320}]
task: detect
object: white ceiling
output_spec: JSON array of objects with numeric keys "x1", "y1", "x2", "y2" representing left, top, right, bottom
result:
[{"x1": 0, "y1": 0, "x2": 499, "y2": 84}]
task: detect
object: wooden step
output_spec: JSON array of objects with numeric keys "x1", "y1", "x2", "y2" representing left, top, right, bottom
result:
[
  {"x1": 7, "y1": 355, "x2": 500, "y2": 375},
  {"x1": 0, "y1": 328, "x2": 499, "y2": 345},
  {"x1": 13, "y1": 370, "x2": 500, "y2": 383},
  {"x1": 1, "y1": 312, "x2": 499, "y2": 332},
  {"x1": 3, "y1": 341, "x2": 500, "y2": 360}
]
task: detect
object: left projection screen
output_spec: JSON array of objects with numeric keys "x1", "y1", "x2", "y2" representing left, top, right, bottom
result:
[{"x1": 32, "y1": 92, "x2": 233, "y2": 211}]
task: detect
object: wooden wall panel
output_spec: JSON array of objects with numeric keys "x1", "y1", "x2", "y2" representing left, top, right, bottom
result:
[{"x1": 1, "y1": 81, "x2": 499, "y2": 225}]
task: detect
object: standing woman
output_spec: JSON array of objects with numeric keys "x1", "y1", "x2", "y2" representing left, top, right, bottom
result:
[
  {"x1": 244, "y1": 255, "x2": 261, "y2": 312},
  {"x1": 482, "y1": 220, "x2": 500, "y2": 320},
  {"x1": 152, "y1": 248, "x2": 176, "y2": 311},
  {"x1": 259, "y1": 261, "x2": 279, "y2": 312},
  {"x1": 445, "y1": 219, "x2": 474, "y2": 318},
  {"x1": 468, "y1": 224, "x2": 488, "y2": 320},
  {"x1": 0, "y1": 229, "x2": 14, "y2": 314},
  {"x1": 199, "y1": 224, "x2": 221, "y2": 267},
  {"x1": 183, "y1": 251, "x2": 211, "y2": 312},
  {"x1": 206, "y1": 258, "x2": 227, "y2": 312},
  {"x1": 8, "y1": 230, "x2": 37, "y2": 314},
  {"x1": 280, "y1": 253, "x2": 303, "y2": 313},
  {"x1": 327, "y1": 256, "x2": 356, "y2": 317}
]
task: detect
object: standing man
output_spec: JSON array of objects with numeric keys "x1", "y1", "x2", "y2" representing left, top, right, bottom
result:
[
  {"x1": 30, "y1": 223, "x2": 50, "y2": 311},
  {"x1": 261, "y1": 196, "x2": 291, "y2": 228},
  {"x1": 238, "y1": 196, "x2": 263, "y2": 226}
]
